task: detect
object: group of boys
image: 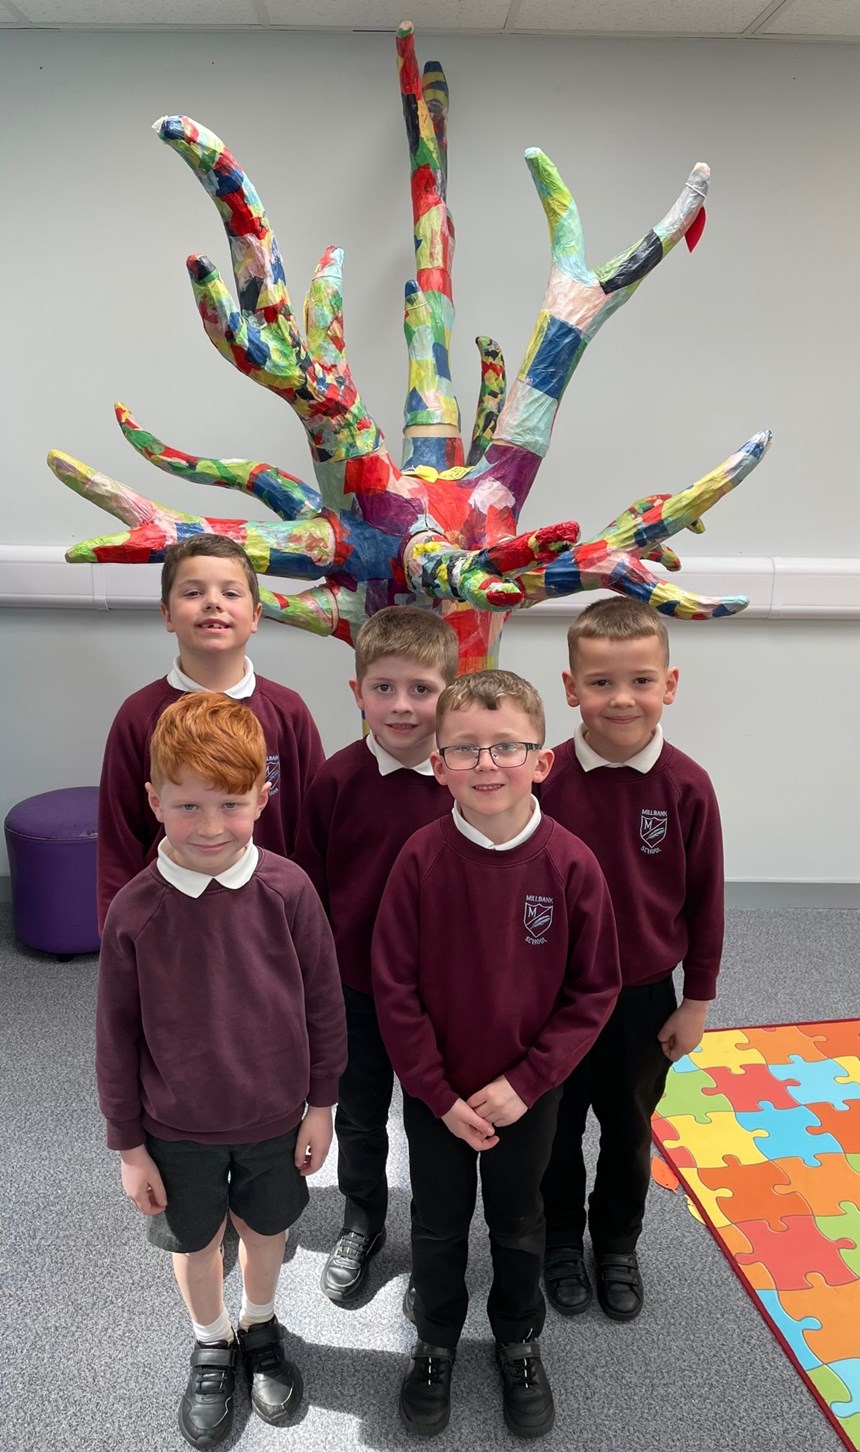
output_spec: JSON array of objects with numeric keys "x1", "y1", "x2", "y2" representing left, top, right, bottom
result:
[{"x1": 95, "y1": 535, "x2": 724, "y2": 1446}]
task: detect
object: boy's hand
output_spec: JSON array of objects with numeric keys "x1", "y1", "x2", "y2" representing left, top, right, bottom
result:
[
  {"x1": 658, "y1": 998, "x2": 709, "y2": 1062},
  {"x1": 120, "y1": 1146, "x2": 167, "y2": 1215},
  {"x1": 442, "y1": 1098, "x2": 500, "y2": 1152},
  {"x1": 295, "y1": 1104, "x2": 334, "y2": 1176},
  {"x1": 468, "y1": 1076, "x2": 528, "y2": 1128}
]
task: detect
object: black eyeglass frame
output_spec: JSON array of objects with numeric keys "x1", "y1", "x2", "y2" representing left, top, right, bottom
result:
[{"x1": 437, "y1": 742, "x2": 543, "y2": 770}]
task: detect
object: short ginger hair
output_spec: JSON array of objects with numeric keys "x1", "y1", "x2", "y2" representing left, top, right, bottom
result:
[
  {"x1": 161, "y1": 535, "x2": 261, "y2": 610},
  {"x1": 149, "y1": 692, "x2": 266, "y2": 793},
  {"x1": 354, "y1": 606, "x2": 459, "y2": 684},
  {"x1": 436, "y1": 669, "x2": 546, "y2": 743},
  {"x1": 567, "y1": 597, "x2": 670, "y2": 670}
]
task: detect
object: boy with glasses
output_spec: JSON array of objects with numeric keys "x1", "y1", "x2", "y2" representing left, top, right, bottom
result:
[{"x1": 372, "y1": 670, "x2": 621, "y2": 1440}]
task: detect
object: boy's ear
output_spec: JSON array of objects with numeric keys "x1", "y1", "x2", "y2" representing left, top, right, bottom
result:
[
  {"x1": 145, "y1": 781, "x2": 164, "y2": 821},
  {"x1": 532, "y1": 748, "x2": 554, "y2": 784},
  {"x1": 348, "y1": 677, "x2": 364, "y2": 711},
  {"x1": 160, "y1": 602, "x2": 175, "y2": 634},
  {"x1": 663, "y1": 667, "x2": 680, "y2": 705},
  {"x1": 562, "y1": 669, "x2": 579, "y2": 708},
  {"x1": 254, "y1": 780, "x2": 272, "y2": 816},
  {"x1": 430, "y1": 751, "x2": 448, "y2": 787},
  {"x1": 250, "y1": 602, "x2": 263, "y2": 631}
]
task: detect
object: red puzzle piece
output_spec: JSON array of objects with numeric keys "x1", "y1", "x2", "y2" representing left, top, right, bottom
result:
[
  {"x1": 704, "y1": 1063, "x2": 799, "y2": 1113},
  {"x1": 734, "y1": 1215, "x2": 855, "y2": 1290}
]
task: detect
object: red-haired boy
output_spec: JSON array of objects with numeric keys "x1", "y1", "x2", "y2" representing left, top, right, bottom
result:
[{"x1": 96, "y1": 692, "x2": 346, "y2": 1448}]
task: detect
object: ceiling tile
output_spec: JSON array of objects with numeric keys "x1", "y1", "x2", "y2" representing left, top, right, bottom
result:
[
  {"x1": 761, "y1": 0, "x2": 860, "y2": 36},
  {"x1": 16, "y1": 0, "x2": 260, "y2": 23},
  {"x1": 263, "y1": 0, "x2": 511, "y2": 29},
  {"x1": 513, "y1": 0, "x2": 771, "y2": 34}
]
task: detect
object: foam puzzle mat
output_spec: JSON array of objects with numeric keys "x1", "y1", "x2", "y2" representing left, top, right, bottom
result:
[{"x1": 651, "y1": 1021, "x2": 860, "y2": 1451}]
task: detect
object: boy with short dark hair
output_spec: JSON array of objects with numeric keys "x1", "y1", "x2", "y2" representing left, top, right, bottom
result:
[
  {"x1": 96, "y1": 692, "x2": 346, "y2": 1448},
  {"x1": 540, "y1": 597, "x2": 724, "y2": 1324},
  {"x1": 372, "y1": 670, "x2": 620, "y2": 1439},
  {"x1": 97, "y1": 534, "x2": 324, "y2": 930},
  {"x1": 293, "y1": 606, "x2": 458, "y2": 1303}
]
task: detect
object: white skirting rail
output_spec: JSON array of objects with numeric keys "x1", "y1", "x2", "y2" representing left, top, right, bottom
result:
[{"x1": 0, "y1": 547, "x2": 859, "y2": 620}]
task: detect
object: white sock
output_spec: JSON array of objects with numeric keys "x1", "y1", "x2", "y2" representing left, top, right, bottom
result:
[
  {"x1": 239, "y1": 1295, "x2": 276, "y2": 1331},
  {"x1": 192, "y1": 1307, "x2": 234, "y2": 1345}
]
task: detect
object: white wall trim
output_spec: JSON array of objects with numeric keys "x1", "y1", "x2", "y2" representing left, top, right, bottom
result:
[{"x1": 1, "y1": 546, "x2": 859, "y2": 619}]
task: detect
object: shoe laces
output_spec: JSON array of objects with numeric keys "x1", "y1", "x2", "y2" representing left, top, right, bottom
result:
[
  {"x1": 506, "y1": 1356, "x2": 539, "y2": 1390},
  {"x1": 192, "y1": 1362, "x2": 232, "y2": 1397},
  {"x1": 337, "y1": 1230, "x2": 368, "y2": 1256},
  {"x1": 417, "y1": 1355, "x2": 449, "y2": 1386},
  {"x1": 245, "y1": 1338, "x2": 284, "y2": 1377}
]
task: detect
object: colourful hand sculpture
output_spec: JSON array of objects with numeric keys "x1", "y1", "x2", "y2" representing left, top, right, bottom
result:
[{"x1": 48, "y1": 21, "x2": 771, "y2": 672}]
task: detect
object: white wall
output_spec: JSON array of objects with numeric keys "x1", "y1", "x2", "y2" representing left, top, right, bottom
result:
[{"x1": 1, "y1": 30, "x2": 858, "y2": 883}]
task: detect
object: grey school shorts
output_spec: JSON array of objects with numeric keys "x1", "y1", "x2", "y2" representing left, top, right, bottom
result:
[{"x1": 144, "y1": 1126, "x2": 310, "y2": 1254}]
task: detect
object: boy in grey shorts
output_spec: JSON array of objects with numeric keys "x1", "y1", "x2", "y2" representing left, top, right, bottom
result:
[{"x1": 96, "y1": 692, "x2": 346, "y2": 1448}]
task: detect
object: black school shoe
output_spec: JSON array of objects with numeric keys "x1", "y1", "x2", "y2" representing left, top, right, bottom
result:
[
  {"x1": 595, "y1": 1251, "x2": 644, "y2": 1321},
  {"x1": 320, "y1": 1227, "x2": 386, "y2": 1302},
  {"x1": 177, "y1": 1338, "x2": 238, "y2": 1448},
  {"x1": 238, "y1": 1316, "x2": 303, "y2": 1424},
  {"x1": 399, "y1": 1341, "x2": 455, "y2": 1437},
  {"x1": 544, "y1": 1245, "x2": 592, "y2": 1315},
  {"x1": 496, "y1": 1339, "x2": 555, "y2": 1439}
]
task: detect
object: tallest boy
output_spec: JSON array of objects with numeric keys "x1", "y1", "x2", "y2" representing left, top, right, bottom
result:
[{"x1": 97, "y1": 536, "x2": 324, "y2": 929}]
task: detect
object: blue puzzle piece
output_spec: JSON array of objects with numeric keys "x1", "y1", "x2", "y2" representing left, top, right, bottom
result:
[
  {"x1": 770, "y1": 1056, "x2": 860, "y2": 1110},
  {"x1": 736, "y1": 1102, "x2": 842, "y2": 1166},
  {"x1": 828, "y1": 1358, "x2": 860, "y2": 1418},
  {"x1": 757, "y1": 1289, "x2": 822, "y2": 1370},
  {"x1": 671, "y1": 1052, "x2": 699, "y2": 1075}
]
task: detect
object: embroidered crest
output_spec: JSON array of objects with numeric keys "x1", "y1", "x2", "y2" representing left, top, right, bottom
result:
[
  {"x1": 639, "y1": 808, "x2": 667, "y2": 851},
  {"x1": 524, "y1": 898, "x2": 554, "y2": 937},
  {"x1": 265, "y1": 753, "x2": 281, "y2": 796}
]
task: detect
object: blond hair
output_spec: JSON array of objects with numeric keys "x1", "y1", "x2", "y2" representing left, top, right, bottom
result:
[
  {"x1": 436, "y1": 669, "x2": 545, "y2": 742},
  {"x1": 354, "y1": 606, "x2": 459, "y2": 684},
  {"x1": 567, "y1": 598, "x2": 669, "y2": 670},
  {"x1": 149, "y1": 692, "x2": 266, "y2": 793}
]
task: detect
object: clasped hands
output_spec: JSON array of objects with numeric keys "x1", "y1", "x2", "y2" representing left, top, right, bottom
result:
[{"x1": 441, "y1": 1076, "x2": 528, "y2": 1152}]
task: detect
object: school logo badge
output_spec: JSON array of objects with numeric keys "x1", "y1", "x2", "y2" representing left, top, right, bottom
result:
[
  {"x1": 523, "y1": 895, "x2": 554, "y2": 945},
  {"x1": 639, "y1": 808, "x2": 667, "y2": 853},
  {"x1": 265, "y1": 754, "x2": 281, "y2": 797}
]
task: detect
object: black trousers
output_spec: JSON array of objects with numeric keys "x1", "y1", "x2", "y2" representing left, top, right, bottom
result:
[
  {"x1": 404, "y1": 1087, "x2": 561, "y2": 1349},
  {"x1": 334, "y1": 985, "x2": 394, "y2": 1235},
  {"x1": 541, "y1": 976, "x2": 676, "y2": 1256}
]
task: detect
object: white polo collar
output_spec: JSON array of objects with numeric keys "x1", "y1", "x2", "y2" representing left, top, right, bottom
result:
[
  {"x1": 365, "y1": 731, "x2": 435, "y2": 777},
  {"x1": 156, "y1": 839, "x2": 259, "y2": 898},
  {"x1": 573, "y1": 721, "x2": 664, "y2": 774},
  {"x1": 452, "y1": 796, "x2": 542, "y2": 852},
  {"x1": 167, "y1": 656, "x2": 256, "y2": 700}
]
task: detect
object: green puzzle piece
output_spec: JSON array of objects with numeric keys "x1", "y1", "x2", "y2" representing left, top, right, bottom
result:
[
  {"x1": 815, "y1": 1201, "x2": 860, "y2": 1277},
  {"x1": 658, "y1": 1067, "x2": 733, "y2": 1124},
  {"x1": 808, "y1": 1365, "x2": 860, "y2": 1444}
]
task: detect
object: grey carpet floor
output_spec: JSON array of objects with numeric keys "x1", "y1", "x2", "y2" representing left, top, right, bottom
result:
[{"x1": 2, "y1": 905, "x2": 857, "y2": 1452}]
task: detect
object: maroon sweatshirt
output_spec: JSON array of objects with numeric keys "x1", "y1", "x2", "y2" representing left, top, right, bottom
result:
[
  {"x1": 96, "y1": 849, "x2": 347, "y2": 1151},
  {"x1": 293, "y1": 740, "x2": 451, "y2": 994},
  {"x1": 541, "y1": 738, "x2": 724, "y2": 1000},
  {"x1": 97, "y1": 674, "x2": 325, "y2": 931},
  {"x1": 372, "y1": 814, "x2": 621, "y2": 1118}
]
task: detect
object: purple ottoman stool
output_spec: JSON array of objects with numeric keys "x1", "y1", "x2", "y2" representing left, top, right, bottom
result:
[{"x1": 5, "y1": 787, "x2": 100, "y2": 957}]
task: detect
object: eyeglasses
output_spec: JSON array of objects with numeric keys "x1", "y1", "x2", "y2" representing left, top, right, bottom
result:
[{"x1": 437, "y1": 742, "x2": 542, "y2": 770}]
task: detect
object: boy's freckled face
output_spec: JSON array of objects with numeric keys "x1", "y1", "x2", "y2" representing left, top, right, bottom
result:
[
  {"x1": 563, "y1": 636, "x2": 678, "y2": 763},
  {"x1": 146, "y1": 767, "x2": 270, "y2": 876},
  {"x1": 350, "y1": 655, "x2": 448, "y2": 768},
  {"x1": 161, "y1": 557, "x2": 262, "y2": 659},
  {"x1": 432, "y1": 701, "x2": 553, "y2": 840}
]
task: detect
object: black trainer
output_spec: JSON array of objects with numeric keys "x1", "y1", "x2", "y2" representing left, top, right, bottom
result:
[
  {"x1": 399, "y1": 1341, "x2": 455, "y2": 1437},
  {"x1": 320, "y1": 1227, "x2": 386, "y2": 1302},
  {"x1": 496, "y1": 1339, "x2": 555, "y2": 1439},
  {"x1": 402, "y1": 1274, "x2": 417, "y2": 1324},
  {"x1": 544, "y1": 1245, "x2": 592, "y2": 1316},
  {"x1": 238, "y1": 1316, "x2": 303, "y2": 1424},
  {"x1": 177, "y1": 1338, "x2": 238, "y2": 1448},
  {"x1": 596, "y1": 1251, "x2": 644, "y2": 1321}
]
